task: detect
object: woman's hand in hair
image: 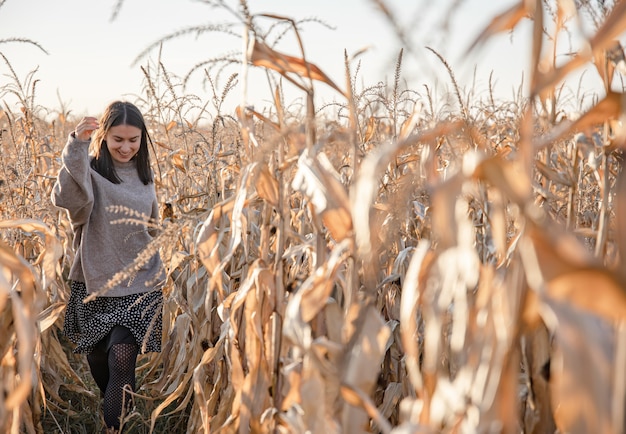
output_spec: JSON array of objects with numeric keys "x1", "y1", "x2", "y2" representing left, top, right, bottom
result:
[{"x1": 74, "y1": 117, "x2": 100, "y2": 141}]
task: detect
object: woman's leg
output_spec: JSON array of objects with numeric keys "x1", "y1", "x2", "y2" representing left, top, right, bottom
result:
[
  {"x1": 86, "y1": 343, "x2": 109, "y2": 398},
  {"x1": 103, "y1": 343, "x2": 139, "y2": 431}
]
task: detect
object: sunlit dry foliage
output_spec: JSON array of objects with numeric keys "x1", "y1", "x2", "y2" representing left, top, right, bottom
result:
[{"x1": 2, "y1": 0, "x2": 626, "y2": 433}]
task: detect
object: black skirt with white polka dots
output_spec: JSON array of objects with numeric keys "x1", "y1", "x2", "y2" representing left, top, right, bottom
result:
[{"x1": 64, "y1": 281, "x2": 163, "y2": 354}]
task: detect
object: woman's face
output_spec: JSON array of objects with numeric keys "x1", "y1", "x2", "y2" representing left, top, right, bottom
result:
[{"x1": 106, "y1": 124, "x2": 142, "y2": 164}]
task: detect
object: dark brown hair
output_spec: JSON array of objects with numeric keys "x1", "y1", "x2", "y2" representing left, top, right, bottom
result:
[{"x1": 89, "y1": 101, "x2": 153, "y2": 185}]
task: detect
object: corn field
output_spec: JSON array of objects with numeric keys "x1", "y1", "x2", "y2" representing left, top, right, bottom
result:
[{"x1": 2, "y1": 0, "x2": 626, "y2": 433}]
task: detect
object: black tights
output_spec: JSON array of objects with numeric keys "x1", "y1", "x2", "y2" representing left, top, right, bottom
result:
[{"x1": 87, "y1": 342, "x2": 139, "y2": 431}]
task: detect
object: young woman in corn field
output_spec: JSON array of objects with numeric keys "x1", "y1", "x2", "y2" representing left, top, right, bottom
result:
[{"x1": 51, "y1": 101, "x2": 164, "y2": 432}]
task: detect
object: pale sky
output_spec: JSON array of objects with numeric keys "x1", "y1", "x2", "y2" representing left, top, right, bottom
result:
[{"x1": 1, "y1": 0, "x2": 597, "y2": 120}]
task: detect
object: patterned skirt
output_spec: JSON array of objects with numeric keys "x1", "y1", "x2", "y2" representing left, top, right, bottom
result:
[{"x1": 64, "y1": 281, "x2": 163, "y2": 354}]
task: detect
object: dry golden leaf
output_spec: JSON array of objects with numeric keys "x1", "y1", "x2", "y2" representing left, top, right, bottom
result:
[
  {"x1": 570, "y1": 91, "x2": 624, "y2": 134},
  {"x1": 527, "y1": 224, "x2": 596, "y2": 277},
  {"x1": 363, "y1": 116, "x2": 376, "y2": 143},
  {"x1": 5, "y1": 292, "x2": 36, "y2": 410},
  {"x1": 430, "y1": 173, "x2": 464, "y2": 249},
  {"x1": 321, "y1": 207, "x2": 352, "y2": 243},
  {"x1": 192, "y1": 339, "x2": 225, "y2": 433},
  {"x1": 616, "y1": 164, "x2": 626, "y2": 279},
  {"x1": 400, "y1": 242, "x2": 432, "y2": 395},
  {"x1": 274, "y1": 85, "x2": 284, "y2": 125},
  {"x1": 547, "y1": 269, "x2": 626, "y2": 322},
  {"x1": 292, "y1": 150, "x2": 353, "y2": 241},
  {"x1": 342, "y1": 305, "x2": 391, "y2": 434},
  {"x1": 473, "y1": 156, "x2": 533, "y2": 205},
  {"x1": 244, "y1": 105, "x2": 281, "y2": 132},
  {"x1": 37, "y1": 302, "x2": 65, "y2": 333},
  {"x1": 521, "y1": 324, "x2": 557, "y2": 432},
  {"x1": 535, "y1": 160, "x2": 572, "y2": 186},
  {"x1": 196, "y1": 198, "x2": 236, "y2": 277},
  {"x1": 160, "y1": 202, "x2": 175, "y2": 222},
  {"x1": 298, "y1": 364, "x2": 336, "y2": 433},
  {"x1": 466, "y1": 1, "x2": 532, "y2": 53},
  {"x1": 280, "y1": 366, "x2": 303, "y2": 411},
  {"x1": 340, "y1": 383, "x2": 392, "y2": 434},
  {"x1": 170, "y1": 151, "x2": 187, "y2": 173},
  {"x1": 255, "y1": 166, "x2": 279, "y2": 207},
  {"x1": 0, "y1": 219, "x2": 62, "y2": 293},
  {"x1": 235, "y1": 105, "x2": 254, "y2": 152},
  {"x1": 572, "y1": 227, "x2": 598, "y2": 238},
  {"x1": 298, "y1": 239, "x2": 352, "y2": 323},
  {"x1": 548, "y1": 298, "x2": 616, "y2": 434},
  {"x1": 250, "y1": 39, "x2": 344, "y2": 96},
  {"x1": 154, "y1": 140, "x2": 173, "y2": 150},
  {"x1": 528, "y1": 225, "x2": 626, "y2": 322},
  {"x1": 488, "y1": 188, "x2": 507, "y2": 260},
  {"x1": 398, "y1": 110, "x2": 420, "y2": 141},
  {"x1": 240, "y1": 284, "x2": 272, "y2": 430},
  {"x1": 592, "y1": 40, "x2": 624, "y2": 89},
  {"x1": 166, "y1": 120, "x2": 177, "y2": 132}
]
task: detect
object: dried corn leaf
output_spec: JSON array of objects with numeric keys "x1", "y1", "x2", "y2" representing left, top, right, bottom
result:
[
  {"x1": 400, "y1": 242, "x2": 432, "y2": 395},
  {"x1": 299, "y1": 364, "x2": 337, "y2": 434},
  {"x1": 521, "y1": 324, "x2": 556, "y2": 432},
  {"x1": 244, "y1": 105, "x2": 281, "y2": 131},
  {"x1": 341, "y1": 304, "x2": 390, "y2": 433},
  {"x1": 241, "y1": 284, "x2": 272, "y2": 431},
  {"x1": 473, "y1": 156, "x2": 533, "y2": 206},
  {"x1": 616, "y1": 164, "x2": 626, "y2": 278},
  {"x1": 430, "y1": 173, "x2": 464, "y2": 249},
  {"x1": 592, "y1": 40, "x2": 624, "y2": 88},
  {"x1": 363, "y1": 116, "x2": 377, "y2": 143},
  {"x1": 527, "y1": 225, "x2": 626, "y2": 321},
  {"x1": 292, "y1": 149, "x2": 353, "y2": 241},
  {"x1": 37, "y1": 302, "x2": 65, "y2": 333},
  {"x1": 196, "y1": 197, "x2": 236, "y2": 277},
  {"x1": 547, "y1": 268, "x2": 626, "y2": 322},
  {"x1": 535, "y1": 160, "x2": 572, "y2": 186},
  {"x1": 5, "y1": 290, "x2": 36, "y2": 410},
  {"x1": 250, "y1": 39, "x2": 344, "y2": 95},
  {"x1": 170, "y1": 150, "x2": 187, "y2": 173},
  {"x1": 255, "y1": 165, "x2": 280, "y2": 207},
  {"x1": 547, "y1": 297, "x2": 616, "y2": 433},
  {"x1": 488, "y1": 188, "x2": 507, "y2": 260},
  {"x1": 166, "y1": 120, "x2": 177, "y2": 132},
  {"x1": 192, "y1": 337, "x2": 225, "y2": 432},
  {"x1": 0, "y1": 218, "x2": 62, "y2": 292},
  {"x1": 340, "y1": 383, "x2": 392, "y2": 434},
  {"x1": 299, "y1": 238, "x2": 352, "y2": 323},
  {"x1": 466, "y1": 1, "x2": 532, "y2": 53},
  {"x1": 0, "y1": 240, "x2": 39, "y2": 425},
  {"x1": 569, "y1": 91, "x2": 624, "y2": 134},
  {"x1": 39, "y1": 331, "x2": 90, "y2": 415}
]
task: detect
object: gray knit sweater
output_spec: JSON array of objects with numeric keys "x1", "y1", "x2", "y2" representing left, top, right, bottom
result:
[{"x1": 52, "y1": 134, "x2": 164, "y2": 296}]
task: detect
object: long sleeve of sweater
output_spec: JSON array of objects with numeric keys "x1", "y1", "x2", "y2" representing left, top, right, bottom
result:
[{"x1": 51, "y1": 134, "x2": 94, "y2": 228}]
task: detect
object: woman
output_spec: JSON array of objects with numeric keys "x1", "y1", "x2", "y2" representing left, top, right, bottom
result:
[{"x1": 52, "y1": 101, "x2": 164, "y2": 432}]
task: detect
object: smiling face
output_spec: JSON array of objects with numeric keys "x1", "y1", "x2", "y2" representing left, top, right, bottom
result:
[{"x1": 106, "y1": 124, "x2": 142, "y2": 164}]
